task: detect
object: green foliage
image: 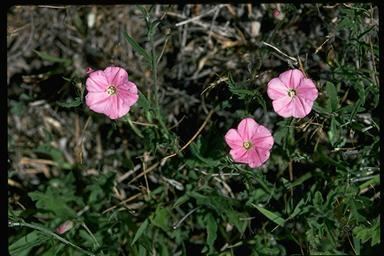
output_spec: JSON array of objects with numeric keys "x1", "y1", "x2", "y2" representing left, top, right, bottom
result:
[
  {"x1": 9, "y1": 231, "x2": 47, "y2": 256},
  {"x1": 251, "y1": 204, "x2": 286, "y2": 227},
  {"x1": 227, "y1": 73, "x2": 267, "y2": 113},
  {"x1": 57, "y1": 97, "x2": 82, "y2": 108},
  {"x1": 8, "y1": 3, "x2": 379, "y2": 256},
  {"x1": 353, "y1": 217, "x2": 380, "y2": 247},
  {"x1": 123, "y1": 32, "x2": 152, "y2": 66},
  {"x1": 34, "y1": 50, "x2": 72, "y2": 65}
]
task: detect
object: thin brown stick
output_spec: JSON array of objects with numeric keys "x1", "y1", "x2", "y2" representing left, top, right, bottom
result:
[
  {"x1": 102, "y1": 193, "x2": 143, "y2": 214},
  {"x1": 175, "y1": 5, "x2": 224, "y2": 27},
  {"x1": 160, "y1": 109, "x2": 214, "y2": 165},
  {"x1": 128, "y1": 163, "x2": 159, "y2": 185},
  {"x1": 129, "y1": 109, "x2": 214, "y2": 184},
  {"x1": 19, "y1": 158, "x2": 57, "y2": 166}
]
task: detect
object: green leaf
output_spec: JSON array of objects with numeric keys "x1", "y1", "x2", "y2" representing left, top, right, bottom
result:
[
  {"x1": 353, "y1": 217, "x2": 380, "y2": 246},
  {"x1": 286, "y1": 172, "x2": 312, "y2": 189},
  {"x1": 325, "y1": 82, "x2": 338, "y2": 112},
  {"x1": 349, "y1": 98, "x2": 363, "y2": 122},
  {"x1": 131, "y1": 219, "x2": 149, "y2": 246},
  {"x1": 173, "y1": 195, "x2": 190, "y2": 208},
  {"x1": 86, "y1": 172, "x2": 115, "y2": 210},
  {"x1": 358, "y1": 175, "x2": 379, "y2": 191},
  {"x1": 288, "y1": 198, "x2": 306, "y2": 220},
  {"x1": 205, "y1": 214, "x2": 217, "y2": 254},
  {"x1": 150, "y1": 207, "x2": 170, "y2": 232},
  {"x1": 225, "y1": 210, "x2": 248, "y2": 234},
  {"x1": 57, "y1": 97, "x2": 82, "y2": 108},
  {"x1": 313, "y1": 101, "x2": 329, "y2": 115},
  {"x1": 34, "y1": 50, "x2": 71, "y2": 65},
  {"x1": 28, "y1": 191, "x2": 77, "y2": 219},
  {"x1": 122, "y1": 115, "x2": 144, "y2": 138},
  {"x1": 123, "y1": 32, "x2": 152, "y2": 65},
  {"x1": 313, "y1": 191, "x2": 324, "y2": 209},
  {"x1": 327, "y1": 117, "x2": 339, "y2": 146},
  {"x1": 251, "y1": 203, "x2": 285, "y2": 227},
  {"x1": 33, "y1": 144, "x2": 72, "y2": 170},
  {"x1": 9, "y1": 230, "x2": 46, "y2": 255},
  {"x1": 136, "y1": 89, "x2": 152, "y2": 112}
]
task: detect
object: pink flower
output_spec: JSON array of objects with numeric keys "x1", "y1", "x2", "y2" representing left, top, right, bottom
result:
[
  {"x1": 225, "y1": 118, "x2": 274, "y2": 168},
  {"x1": 56, "y1": 220, "x2": 74, "y2": 234},
  {"x1": 267, "y1": 69, "x2": 318, "y2": 118},
  {"x1": 85, "y1": 66, "x2": 139, "y2": 119},
  {"x1": 86, "y1": 67, "x2": 95, "y2": 74}
]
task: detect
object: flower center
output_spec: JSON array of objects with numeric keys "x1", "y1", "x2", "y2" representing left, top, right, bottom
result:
[
  {"x1": 106, "y1": 85, "x2": 117, "y2": 96},
  {"x1": 287, "y1": 89, "x2": 296, "y2": 98},
  {"x1": 243, "y1": 141, "x2": 252, "y2": 150}
]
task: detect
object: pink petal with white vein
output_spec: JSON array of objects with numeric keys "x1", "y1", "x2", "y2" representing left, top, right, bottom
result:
[
  {"x1": 85, "y1": 92, "x2": 109, "y2": 106},
  {"x1": 267, "y1": 78, "x2": 288, "y2": 100},
  {"x1": 237, "y1": 118, "x2": 259, "y2": 141},
  {"x1": 88, "y1": 96, "x2": 111, "y2": 114},
  {"x1": 278, "y1": 69, "x2": 304, "y2": 89},
  {"x1": 116, "y1": 95, "x2": 132, "y2": 118},
  {"x1": 118, "y1": 82, "x2": 139, "y2": 106},
  {"x1": 104, "y1": 66, "x2": 128, "y2": 85},
  {"x1": 256, "y1": 149, "x2": 270, "y2": 166},
  {"x1": 86, "y1": 71, "x2": 109, "y2": 92},
  {"x1": 272, "y1": 96, "x2": 294, "y2": 118},
  {"x1": 225, "y1": 129, "x2": 243, "y2": 149},
  {"x1": 252, "y1": 126, "x2": 274, "y2": 150},
  {"x1": 292, "y1": 97, "x2": 314, "y2": 118},
  {"x1": 229, "y1": 147, "x2": 249, "y2": 163},
  {"x1": 104, "y1": 96, "x2": 120, "y2": 119},
  {"x1": 119, "y1": 81, "x2": 138, "y2": 93},
  {"x1": 296, "y1": 78, "x2": 318, "y2": 101},
  {"x1": 247, "y1": 148, "x2": 263, "y2": 168},
  {"x1": 119, "y1": 89, "x2": 139, "y2": 107},
  {"x1": 291, "y1": 97, "x2": 307, "y2": 118}
]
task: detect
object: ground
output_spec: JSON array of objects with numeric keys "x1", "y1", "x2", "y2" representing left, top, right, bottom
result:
[{"x1": 8, "y1": 4, "x2": 380, "y2": 255}]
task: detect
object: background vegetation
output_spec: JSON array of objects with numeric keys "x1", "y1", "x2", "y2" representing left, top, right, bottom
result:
[{"x1": 8, "y1": 4, "x2": 379, "y2": 255}]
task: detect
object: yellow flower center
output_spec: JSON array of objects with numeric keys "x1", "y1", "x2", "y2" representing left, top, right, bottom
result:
[
  {"x1": 243, "y1": 141, "x2": 252, "y2": 150},
  {"x1": 106, "y1": 85, "x2": 117, "y2": 96},
  {"x1": 288, "y1": 89, "x2": 296, "y2": 98}
]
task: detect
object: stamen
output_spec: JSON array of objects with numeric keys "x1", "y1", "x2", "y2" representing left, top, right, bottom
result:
[
  {"x1": 243, "y1": 141, "x2": 252, "y2": 150},
  {"x1": 106, "y1": 85, "x2": 117, "y2": 95},
  {"x1": 288, "y1": 89, "x2": 296, "y2": 97}
]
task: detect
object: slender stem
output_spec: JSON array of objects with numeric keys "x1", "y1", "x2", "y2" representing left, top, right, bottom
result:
[
  {"x1": 9, "y1": 221, "x2": 95, "y2": 256},
  {"x1": 149, "y1": 19, "x2": 169, "y2": 135},
  {"x1": 151, "y1": 32, "x2": 159, "y2": 109},
  {"x1": 81, "y1": 222, "x2": 104, "y2": 255}
]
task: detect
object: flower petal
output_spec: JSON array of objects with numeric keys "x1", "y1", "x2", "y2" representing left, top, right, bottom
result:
[
  {"x1": 251, "y1": 148, "x2": 271, "y2": 168},
  {"x1": 225, "y1": 129, "x2": 243, "y2": 149},
  {"x1": 104, "y1": 66, "x2": 128, "y2": 86},
  {"x1": 272, "y1": 96, "x2": 294, "y2": 118},
  {"x1": 229, "y1": 147, "x2": 249, "y2": 164},
  {"x1": 296, "y1": 78, "x2": 318, "y2": 101},
  {"x1": 85, "y1": 92, "x2": 109, "y2": 107},
  {"x1": 118, "y1": 81, "x2": 139, "y2": 107},
  {"x1": 252, "y1": 125, "x2": 274, "y2": 150},
  {"x1": 86, "y1": 70, "x2": 109, "y2": 92},
  {"x1": 87, "y1": 96, "x2": 111, "y2": 114},
  {"x1": 246, "y1": 148, "x2": 263, "y2": 168},
  {"x1": 292, "y1": 97, "x2": 314, "y2": 118},
  {"x1": 104, "y1": 96, "x2": 120, "y2": 119},
  {"x1": 278, "y1": 69, "x2": 304, "y2": 89},
  {"x1": 267, "y1": 78, "x2": 288, "y2": 100},
  {"x1": 237, "y1": 118, "x2": 259, "y2": 141}
]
